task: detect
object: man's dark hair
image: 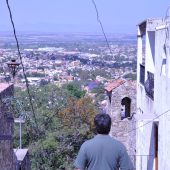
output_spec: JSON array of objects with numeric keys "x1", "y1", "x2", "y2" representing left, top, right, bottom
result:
[{"x1": 94, "y1": 113, "x2": 111, "y2": 134}]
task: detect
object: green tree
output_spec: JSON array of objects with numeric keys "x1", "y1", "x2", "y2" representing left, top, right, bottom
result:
[{"x1": 14, "y1": 82, "x2": 97, "y2": 169}]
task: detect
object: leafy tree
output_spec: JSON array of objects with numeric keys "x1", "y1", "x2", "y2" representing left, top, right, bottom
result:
[
  {"x1": 63, "y1": 81, "x2": 86, "y2": 99},
  {"x1": 123, "y1": 73, "x2": 137, "y2": 80},
  {"x1": 13, "y1": 82, "x2": 97, "y2": 169}
]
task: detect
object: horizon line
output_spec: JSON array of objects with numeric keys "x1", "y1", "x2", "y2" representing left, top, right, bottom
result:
[{"x1": 0, "y1": 31, "x2": 136, "y2": 36}]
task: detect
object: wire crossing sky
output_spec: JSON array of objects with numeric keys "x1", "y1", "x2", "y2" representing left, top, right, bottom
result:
[{"x1": 0, "y1": 0, "x2": 170, "y2": 33}]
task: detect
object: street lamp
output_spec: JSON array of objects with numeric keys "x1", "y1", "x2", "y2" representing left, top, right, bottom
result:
[
  {"x1": 7, "y1": 59, "x2": 20, "y2": 78},
  {"x1": 7, "y1": 59, "x2": 24, "y2": 149},
  {"x1": 14, "y1": 117, "x2": 25, "y2": 149}
]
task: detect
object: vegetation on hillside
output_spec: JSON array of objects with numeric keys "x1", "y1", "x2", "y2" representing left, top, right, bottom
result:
[{"x1": 13, "y1": 82, "x2": 97, "y2": 170}]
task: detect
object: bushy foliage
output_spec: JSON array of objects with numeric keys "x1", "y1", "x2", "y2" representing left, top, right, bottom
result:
[
  {"x1": 123, "y1": 72, "x2": 137, "y2": 80},
  {"x1": 13, "y1": 82, "x2": 97, "y2": 169}
]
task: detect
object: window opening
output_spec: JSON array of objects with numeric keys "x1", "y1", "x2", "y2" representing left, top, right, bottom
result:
[
  {"x1": 144, "y1": 71, "x2": 154, "y2": 100},
  {"x1": 121, "y1": 97, "x2": 131, "y2": 119},
  {"x1": 140, "y1": 64, "x2": 145, "y2": 85}
]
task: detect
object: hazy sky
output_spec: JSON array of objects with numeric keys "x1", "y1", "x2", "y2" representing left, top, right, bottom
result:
[{"x1": 0, "y1": 0, "x2": 170, "y2": 34}]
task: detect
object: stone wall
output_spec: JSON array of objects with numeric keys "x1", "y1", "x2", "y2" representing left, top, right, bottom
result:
[
  {"x1": 0, "y1": 83, "x2": 16, "y2": 170},
  {"x1": 106, "y1": 80, "x2": 136, "y2": 166}
]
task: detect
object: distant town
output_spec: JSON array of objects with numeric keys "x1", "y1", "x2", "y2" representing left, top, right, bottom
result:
[{"x1": 0, "y1": 33, "x2": 137, "y2": 90}]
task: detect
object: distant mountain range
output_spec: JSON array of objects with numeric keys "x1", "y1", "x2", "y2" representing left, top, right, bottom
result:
[{"x1": 0, "y1": 32, "x2": 136, "y2": 45}]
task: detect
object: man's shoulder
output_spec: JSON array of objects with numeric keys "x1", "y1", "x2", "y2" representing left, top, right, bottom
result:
[
  {"x1": 81, "y1": 137, "x2": 96, "y2": 147},
  {"x1": 80, "y1": 135, "x2": 101, "y2": 149},
  {"x1": 111, "y1": 137, "x2": 126, "y2": 147},
  {"x1": 82, "y1": 135, "x2": 125, "y2": 148}
]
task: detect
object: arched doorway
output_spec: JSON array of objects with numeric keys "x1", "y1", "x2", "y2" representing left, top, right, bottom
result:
[{"x1": 121, "y1": 97, "x2": 131, "y2": 119}]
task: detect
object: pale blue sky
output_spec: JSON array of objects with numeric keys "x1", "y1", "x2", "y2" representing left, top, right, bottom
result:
[{"x1": 0, "y1": 0, "x2": 170, "y2": 34}]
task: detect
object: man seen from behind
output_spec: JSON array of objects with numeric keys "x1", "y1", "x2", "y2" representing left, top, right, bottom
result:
[{"x1": 74, "y1": 113, "x2": 133, "y2": 170}]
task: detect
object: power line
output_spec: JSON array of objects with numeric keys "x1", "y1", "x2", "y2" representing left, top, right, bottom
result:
[
  {"x1": 91, "y1": 0, "x2": 113, "y2": 56},
  {"x1": 110, "y1": 108, "x2": 170, "y2": 134},
  {"x1": 5, "y1": 0, "x2": 39, "y2": 134},
  {"x1": 127, "y1": 109, "x2": 170, "y2": 134}
]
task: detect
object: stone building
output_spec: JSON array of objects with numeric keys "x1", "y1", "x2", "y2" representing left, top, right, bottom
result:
[
  {"x1": 0, "y1": 83, "x2": 16, "y2": 170},
  {"x1": 105, "y1": 79, "x2": 136, "y2": 166}
]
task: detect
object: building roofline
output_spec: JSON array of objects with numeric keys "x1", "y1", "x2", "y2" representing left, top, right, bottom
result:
[
  {"x1": 137, "y1": 18, "x2": 163, "y2": 26},
  {"x1": 104, "y1": 79, "x2": 126, "y2": 92},
  {"x1": 137, "y1": 19, "x2": 147, "y2": 26},
  {"x1": 0, "y1": 83, "x2": 13, "y2": 93},
  {"x1": 0, "y1": 83, "x2": 13, "y2": 100}
]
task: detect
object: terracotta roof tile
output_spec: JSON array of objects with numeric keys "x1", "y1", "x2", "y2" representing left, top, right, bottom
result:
[{"x1": 105, "y1": 79, "x2": 126, "y2": 92}]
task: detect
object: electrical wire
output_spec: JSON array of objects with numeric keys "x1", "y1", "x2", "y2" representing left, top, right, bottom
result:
[
  {"x1": 91, "y1": 0, "x2": 123, "y2": 78},
  {"x1": 110, "y1": 108, "x2": 170, "y2": 134},
  {"x1": 127, "y1": 109, "x2": 170, "y2": 134},
  {"x1": 91, "y1": 0, "x2": 113, "y2": 56},
  {"x1": 5, "y1": 0, "x2": 40, "y2": 134}
]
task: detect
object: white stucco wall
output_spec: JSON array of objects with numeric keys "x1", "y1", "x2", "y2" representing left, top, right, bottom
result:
[
  {"x1": 155, "y1": 28, "x2": 170, "y2": 170},
  {"x1": 137, "y1": 22, "x2": 170, "y2": 169},
  {"x1": 136, "y1": 120, "x2": 156, "y2": 170}
]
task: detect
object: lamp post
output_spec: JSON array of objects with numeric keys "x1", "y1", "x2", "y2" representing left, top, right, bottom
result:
[
  {"x1": 7, "y1": 59, "x2": 20, "y2": 80},
  {"x1": 7, "y1": 59, "x2": 23, "y2": 148},
  {"x1": 14, "y1": 117, "x2": 25, "y2": 149}
]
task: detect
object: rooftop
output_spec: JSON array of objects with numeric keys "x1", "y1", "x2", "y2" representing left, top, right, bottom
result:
[
  {"x1": 137, "y1": 18, "x2": 162, "y2": 26},
  {"x1": 105, "y1": 79, "x2": 136, "y2": 92},
  {"x1": 137, "y1": 18, "x2": 164, "y2": 35},
  {"x1": 105, "y1": 79, "x2": 126, "y2": 92},
  {"x1": 0, "y1": 83, "x2": 12, "y2": 93}
]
